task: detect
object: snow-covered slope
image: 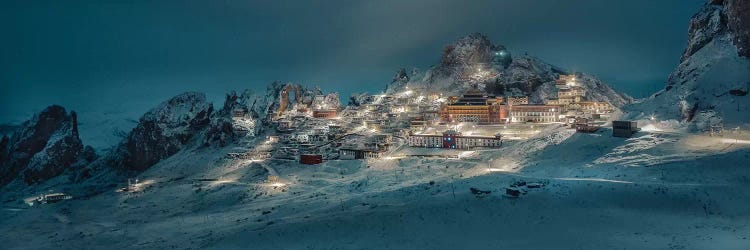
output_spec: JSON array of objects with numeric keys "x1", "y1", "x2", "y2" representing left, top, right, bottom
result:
[
  {"x1": 2, "y1": 122, "x2": 750, "y2": 249},
  {"x1": 626, "y1": 0, "x2": 750, "y2": 129},
  {"x1": 1, "y1": 4, "x2": 749, "y2": 249}
]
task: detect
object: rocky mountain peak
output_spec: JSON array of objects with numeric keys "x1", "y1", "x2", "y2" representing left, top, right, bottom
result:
[
  {"x1": 112, "y1": 92, "x2": 213, "y2": 172},
  {"x1": 387, "y1": 33, "x2": 631, "y2": 108},
  {"x1": 0, "y1": 105, "x2": 90, "y2": 188},
  {"x1": 628, "y1": 0, "x2": 750, "y2": 128},
  {"x1": 426, "y1": 33, "x2": 512, "y2": 89},
  {"x1": 441, "y1": 33, "x2": 494, "y2": 66},
  {"x1": 682, "y1": 0, "x2": 750, "y2": 62}
]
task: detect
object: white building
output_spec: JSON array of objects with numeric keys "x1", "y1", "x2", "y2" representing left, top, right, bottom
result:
[
  {"x1": 510, "y1": 105, "x2": 561, "y2": 123},
  {"x1": 407, "y1": 130, "x2": 503, "y2": 149}
]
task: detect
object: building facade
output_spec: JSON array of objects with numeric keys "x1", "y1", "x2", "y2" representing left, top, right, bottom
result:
[
  {"x1": 408, "y1": 130, "x2": 503, "y2": 149},
  {"x1": 569, "y1": 101, "x2": 614, "y2": 113},
  {"x1": 510, "y1": 105, "x2": 561, "y2": 123},
  {"x1": 506, "y1": 96, "x2": 529, "y2": 106},
  {"x1": 312, "y1": 109, "x2": 337, "y2": 119},
  {"x1": 439, "y1": 89, "x2": 509, "y2": 124},
  {"x1": 339, "y1": 148, "x2": 384, "y2": 159}
]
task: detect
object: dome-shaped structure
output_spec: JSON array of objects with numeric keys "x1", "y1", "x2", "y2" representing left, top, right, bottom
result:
[{"x1": 492, "y1": 49, "x2": 512, "y2": 68}]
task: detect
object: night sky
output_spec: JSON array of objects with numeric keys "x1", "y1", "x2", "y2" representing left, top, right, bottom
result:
[{"x1": 2, "y1": 0, "x2": 704, "y2": 124}]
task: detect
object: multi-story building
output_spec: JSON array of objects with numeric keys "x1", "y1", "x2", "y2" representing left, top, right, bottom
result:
[
  {"x1": 408, "y1": 134, "x2": 443, "y2": 148},
  {"x1": 439, "y1": 89, "x2": 509, "y2": 124},
  {"x1": 410, "y1": 118, "x2": 427, "y2": 131},
  {"x1": 570, "y1": 101, "x2": 614, "y2": 113},
  {"x1": 509, "y1": 105, "x2": 561, "y2": 123},
  {"x1": 276, "y1": 119, "x2": 295, "y2": 132},
  {"x1": 312, "y1": 109, "x2": 337, "y2": 119},
  {"x1": 339, "y1": 148, "x2": 385, "y2": 159},
  {"x1": 559, "y1": 86, "x2": 586, "y2": 98},
  {"x1": 506, "y1": 96, "x2": 529, "y2": 106},
  {"x1": 550, "y1": 75, "x2": 616, "y2": 115},
  {"x1": 548, "y1": 96, "x2": 582, "y2": 106},
  {"x1": 423, "y1": 111, "x2": 440, "y2": 122},
  {"x1": 372, "y1": 134, "x2": 393, "y2": 144},
  {"x1": 574, "y1": 117, "x2": 599, "y2": 133},
  {"x1": 408, "y1": 130, "x2": 503, "y2": 149},
  {"x1": 556, "y1": 74, "x2": 577, "y2": 87}
]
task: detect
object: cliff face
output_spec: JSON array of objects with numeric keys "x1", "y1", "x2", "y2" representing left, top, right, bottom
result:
[
  {"x1": 0, "y1": 105, "x2": 91, "y2": 187},
  {"x1": 628, "y1": 0, "x2": 750, "y2": 128},
  {"x1": 725, "y1": 0, "x2": 750, "y2": 58},
  {"x1": 106, "y1": 92, "x2": 213, "y2": 172},
  {"x1": 680, "y1": 0, "x2": 749, "y2": 63},
  {"x1": 681, "y1": 2, "x2": 727, "y2": 62}
]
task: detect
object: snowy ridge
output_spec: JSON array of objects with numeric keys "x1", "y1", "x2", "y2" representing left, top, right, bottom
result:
[{"x1": 386, "y1": 34, "x2": 633, "y2": 107}]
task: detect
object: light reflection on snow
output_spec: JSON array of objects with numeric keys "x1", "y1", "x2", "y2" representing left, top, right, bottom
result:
[
  {"x1": 640, "y1": 124, "x2": 661, "y2": 132},
  {"x1": 554, "y1": 177, "x2": 633, "y2": 184},
  {"x1": 720, "y1": 138, "x2": 750, "y2": 144}
]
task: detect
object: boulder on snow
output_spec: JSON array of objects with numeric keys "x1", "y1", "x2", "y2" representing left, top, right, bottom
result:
[
  {"x1": 505, "y1": 188, "x2": 521, "y2": 197},
  {"x1": 729, "y1": 88, "x2": 748, "y2": 96},
  {"x1": 510, "y1": 180, "x2": 527, "y2": 188},
  {"x1": 527, "y1": 182, "x2": 544, "y2": 188},
  {"x1": 470, "y1": 187, "x2": 492, "y2": 197}
]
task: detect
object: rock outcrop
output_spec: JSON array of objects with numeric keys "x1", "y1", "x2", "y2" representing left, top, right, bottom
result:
[
  {"x1": 681, "y1": 0, "x2": 749, "y2": 62},
  {"x1": 0, "y1": 105, "x2": 92, "y2": 187},
  {"x1": 681, "y1": 2, "x2": 727, "y2": 62},
  {"x1": 0, "y1": 136, "x2": 8, "y2": 166},
  {"x1": 725, "y1": 0, "x2": 750, "y2": 58},
  {"x1": 422, "y1": 33, "x2": 511, "y2": 92},
  {"x1": 627, "y1": 0, "x2": 750, "y2": 128},
  {"x1": 386, "y1": 68, "x2": 409, "y2": 93},
  {"x1": 109, "y1": 92, "x2": 213, "y2": 172}
]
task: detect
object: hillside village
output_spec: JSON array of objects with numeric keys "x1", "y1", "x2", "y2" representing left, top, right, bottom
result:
[
  {"x1": 228, "y1": 73, "x2": 618, "y2": 166},
  {"x1": 1, "y1": 1, "x2": 749, "y2": 248}
]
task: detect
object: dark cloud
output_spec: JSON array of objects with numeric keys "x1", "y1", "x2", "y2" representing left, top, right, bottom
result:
[{"x1": 1, "y1": 0, "x2": 704, "y2": 123}]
